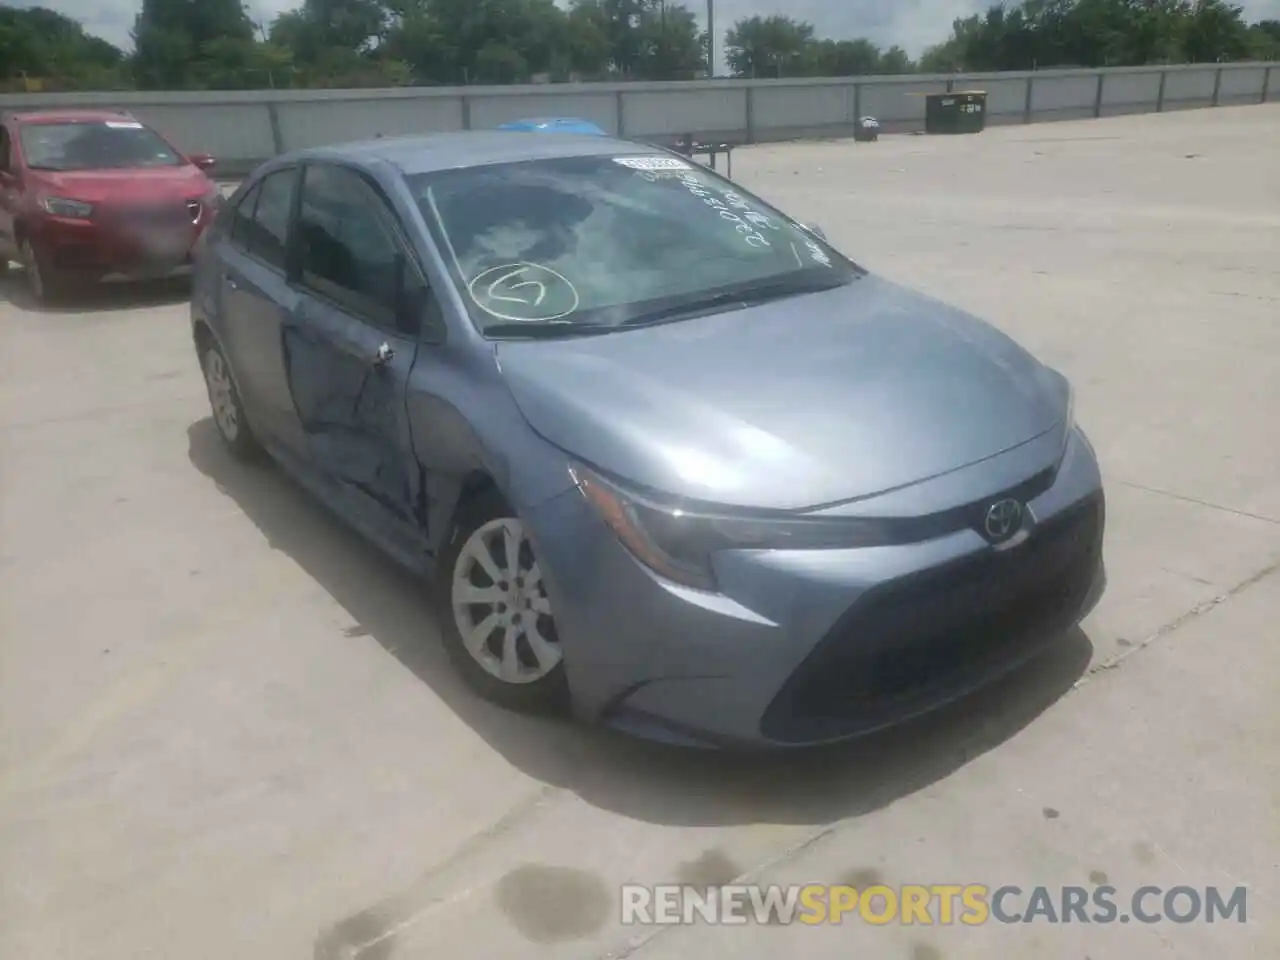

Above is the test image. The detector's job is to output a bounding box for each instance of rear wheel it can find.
[200,339,261,460]
[437,490,568,714]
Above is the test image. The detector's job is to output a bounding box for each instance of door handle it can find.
[223,274,239,291]
[373,342,394,367]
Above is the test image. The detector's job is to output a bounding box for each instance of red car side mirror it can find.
[190,153,216,171]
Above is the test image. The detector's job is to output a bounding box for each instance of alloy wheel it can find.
[451,517,562,684]
[203,348,239,442]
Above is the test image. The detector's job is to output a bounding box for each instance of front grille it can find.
[111,202,195,229]
[761,492,1104,743]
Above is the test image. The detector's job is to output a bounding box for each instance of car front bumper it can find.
[525,425,1106,749]
[28,205,212,279]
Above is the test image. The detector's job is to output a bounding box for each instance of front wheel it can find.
[437,491,568,714]
[20,238,57,304]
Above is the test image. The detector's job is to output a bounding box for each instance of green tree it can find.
[633,1,705,79]
[1248,19,1280,59]
[0,4,130,90]
[724,14,815,78]
[921,0,1259,71]
[132,0,256,88]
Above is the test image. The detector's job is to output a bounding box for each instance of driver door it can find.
[287,162,431,552]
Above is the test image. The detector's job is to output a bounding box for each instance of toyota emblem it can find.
[983,498,1023,542]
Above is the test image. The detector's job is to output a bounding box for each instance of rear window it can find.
[19,120,183,171]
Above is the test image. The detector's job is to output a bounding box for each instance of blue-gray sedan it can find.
[191,132,1106,748]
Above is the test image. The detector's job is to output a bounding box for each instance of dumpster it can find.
[924,91,987,134]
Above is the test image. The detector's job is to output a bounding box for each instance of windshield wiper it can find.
[483,321,617,340]
[621,273,851,328]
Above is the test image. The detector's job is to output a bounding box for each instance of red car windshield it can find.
[19,120,183,172]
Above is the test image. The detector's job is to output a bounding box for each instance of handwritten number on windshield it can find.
[675,174,772,249]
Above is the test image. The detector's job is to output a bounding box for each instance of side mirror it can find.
[804,223,827,241]
[190,153,217,171]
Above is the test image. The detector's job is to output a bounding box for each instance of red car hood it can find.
[30,166,211,204]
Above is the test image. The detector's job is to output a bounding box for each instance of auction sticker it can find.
[612,156,691,171]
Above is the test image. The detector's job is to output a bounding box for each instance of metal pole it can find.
[706,0,715,77]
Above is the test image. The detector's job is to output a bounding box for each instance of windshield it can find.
[407,154,860,337]
[19,120,183,171]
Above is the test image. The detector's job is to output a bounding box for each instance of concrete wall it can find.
[2,62,1274,176]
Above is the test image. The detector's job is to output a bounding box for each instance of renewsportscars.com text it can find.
[620,883,1249,926]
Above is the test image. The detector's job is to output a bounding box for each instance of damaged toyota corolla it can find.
[192,131,1106,749]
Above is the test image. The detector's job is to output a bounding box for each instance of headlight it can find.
[569,464,897,591]
[41,196,94,219]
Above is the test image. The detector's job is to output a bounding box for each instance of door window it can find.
[245,169,295,271]
[0,127,11,173]
[228,181,261,250]
[296,163,409,330]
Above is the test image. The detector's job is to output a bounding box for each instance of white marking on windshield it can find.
[467,262,580,322]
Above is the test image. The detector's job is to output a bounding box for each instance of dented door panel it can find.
[291,293,423,535]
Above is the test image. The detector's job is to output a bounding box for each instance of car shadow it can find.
[0,269,191,314]
[187,416,1093,829]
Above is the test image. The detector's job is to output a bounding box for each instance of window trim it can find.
[293,160,443,342]
[227,179,263,253]
[242,166,299,274]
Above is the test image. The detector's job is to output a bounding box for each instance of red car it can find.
[0,109,222,302]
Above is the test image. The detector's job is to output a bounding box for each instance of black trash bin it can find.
[925,90,987,135]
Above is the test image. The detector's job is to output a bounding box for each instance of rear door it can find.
[216,166,308,456]
[287,162,428,541]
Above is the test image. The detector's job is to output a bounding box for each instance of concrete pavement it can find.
[1,105,1277,960]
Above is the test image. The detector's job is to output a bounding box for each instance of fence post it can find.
[266,101,285,155]
[459,93,472,130]
[1262,66,1272,104]
[744,85,755,144]
[615,90,625,137]
[1023,75,1034,124]
[1211,66,1223,107]
[1156,69,1167,112]
[1093,71,1105,118]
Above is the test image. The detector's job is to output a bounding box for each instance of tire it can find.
[436,489,569,715]
[199,338,262,460]
[20,237,61,305]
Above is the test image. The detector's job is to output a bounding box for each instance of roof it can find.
[290,130,655,176]
[5,109,136,124]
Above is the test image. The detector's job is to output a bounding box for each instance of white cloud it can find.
[10,0,1280,61]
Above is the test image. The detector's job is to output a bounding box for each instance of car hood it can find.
[496,275,1069,511]
[29,165,210,204]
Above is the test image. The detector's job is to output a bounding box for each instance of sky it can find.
[10,0,1280,66]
